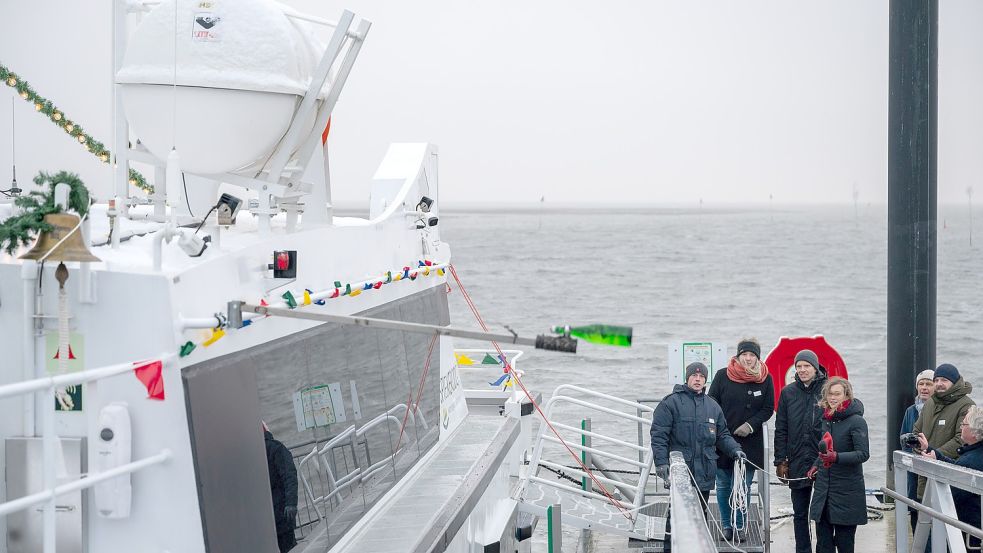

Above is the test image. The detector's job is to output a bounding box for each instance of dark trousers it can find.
[790,486,813,553]
[816,506,857,553]
[664,489,711,551]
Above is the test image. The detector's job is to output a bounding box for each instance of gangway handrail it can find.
[891,450,983,553]
[668,450,716,552]
[528,387,656,520]
[880,487,983,539]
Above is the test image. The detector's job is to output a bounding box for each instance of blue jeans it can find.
[716,466,756,530]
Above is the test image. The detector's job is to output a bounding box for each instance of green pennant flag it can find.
[481,353,500,365]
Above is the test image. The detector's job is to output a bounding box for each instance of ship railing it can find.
[527,385,656,523]
[668,450,717,552]
[298,403,424,521]
[0,354,175,553]
[886,450,983,553]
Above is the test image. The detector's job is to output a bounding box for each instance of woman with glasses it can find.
[808,377,870,553]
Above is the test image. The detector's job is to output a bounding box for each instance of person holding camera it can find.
[774,349,827,553]
[899,369,934,530]
[912,364,975,499]
[808,377,870,553]
[917,406,983,549]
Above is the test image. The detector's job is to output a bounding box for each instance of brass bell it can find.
[19,213,101,262]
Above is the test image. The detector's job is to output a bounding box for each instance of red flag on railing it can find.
[133,360,165,400]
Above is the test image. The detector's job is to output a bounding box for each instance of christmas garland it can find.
[0,171,91,255]
[1,63,154,194]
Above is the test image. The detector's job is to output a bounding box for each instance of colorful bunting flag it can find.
[481,353,499,364]
[202,328,225,347]
[179,341,196,357]
[133,360,165,400]
[302,290,313,306]
[455,353,474,366]
[282,291,297,308]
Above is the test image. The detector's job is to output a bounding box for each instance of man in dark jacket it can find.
[920,405,983,549]
[709,338,775,540]
[265,423,299,553]
[651,361,745,550]
[774,349,827,553]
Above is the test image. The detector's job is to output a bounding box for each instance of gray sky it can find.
[1,1,981,205]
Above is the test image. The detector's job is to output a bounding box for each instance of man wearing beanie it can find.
[708,338,774,541]
[900,368,935,531]
[913,363,975,499]
[774,349,827,553]
[651,361,745,551]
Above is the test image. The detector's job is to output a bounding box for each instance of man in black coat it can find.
[651,361,745,550]
[264,423,299,553]
[774,349,827,553]
[708,338,775,540]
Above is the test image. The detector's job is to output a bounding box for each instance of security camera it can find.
[416,196,434,213]
[427,216,438,227]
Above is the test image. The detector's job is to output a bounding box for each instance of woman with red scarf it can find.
[808,377,870,553]
[708,338,775,542]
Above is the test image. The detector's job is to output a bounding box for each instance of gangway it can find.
[517,387,772,551]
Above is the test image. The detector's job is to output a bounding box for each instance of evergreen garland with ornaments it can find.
[0,171,91,255]
[1,63,154,194]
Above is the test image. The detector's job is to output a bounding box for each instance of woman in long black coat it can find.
[708,338,774,540]
[809,377,869,553]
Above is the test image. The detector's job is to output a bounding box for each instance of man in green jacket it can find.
[914,363,975,498]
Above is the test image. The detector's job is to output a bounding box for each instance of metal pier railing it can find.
[885,450,983,553]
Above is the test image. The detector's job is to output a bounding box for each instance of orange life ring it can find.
[764,335,849,411]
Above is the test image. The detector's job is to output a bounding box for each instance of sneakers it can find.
[722,528,734,542]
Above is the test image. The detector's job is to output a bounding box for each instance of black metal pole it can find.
[887,0,938,486]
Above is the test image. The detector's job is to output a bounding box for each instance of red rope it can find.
[394,333,438,453]
[447,264,632,520]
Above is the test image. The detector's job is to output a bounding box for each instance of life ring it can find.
[764,335,849,411]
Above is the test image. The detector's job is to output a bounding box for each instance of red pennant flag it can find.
[133,360,165,400]
[53,345,77,360]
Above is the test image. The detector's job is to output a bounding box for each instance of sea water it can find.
[441,204,981,548]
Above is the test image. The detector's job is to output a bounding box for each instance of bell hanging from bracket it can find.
[19,213,101,263]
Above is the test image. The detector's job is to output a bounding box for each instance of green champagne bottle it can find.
[552,324,633,347]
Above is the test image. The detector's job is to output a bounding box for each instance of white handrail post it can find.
[42,386,56,553]
[894,458,909,553]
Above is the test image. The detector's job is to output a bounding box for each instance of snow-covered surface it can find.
[117,0,329,96]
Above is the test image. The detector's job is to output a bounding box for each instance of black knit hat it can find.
[934,363,960,384]
[737,339,761,359]
[685,362,709,381]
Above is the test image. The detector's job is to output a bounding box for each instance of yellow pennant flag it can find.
[303,290,312,306]
[455,353,474,366]
[202,328,225,347]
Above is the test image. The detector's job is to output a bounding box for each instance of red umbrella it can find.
[765,335,848,411]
